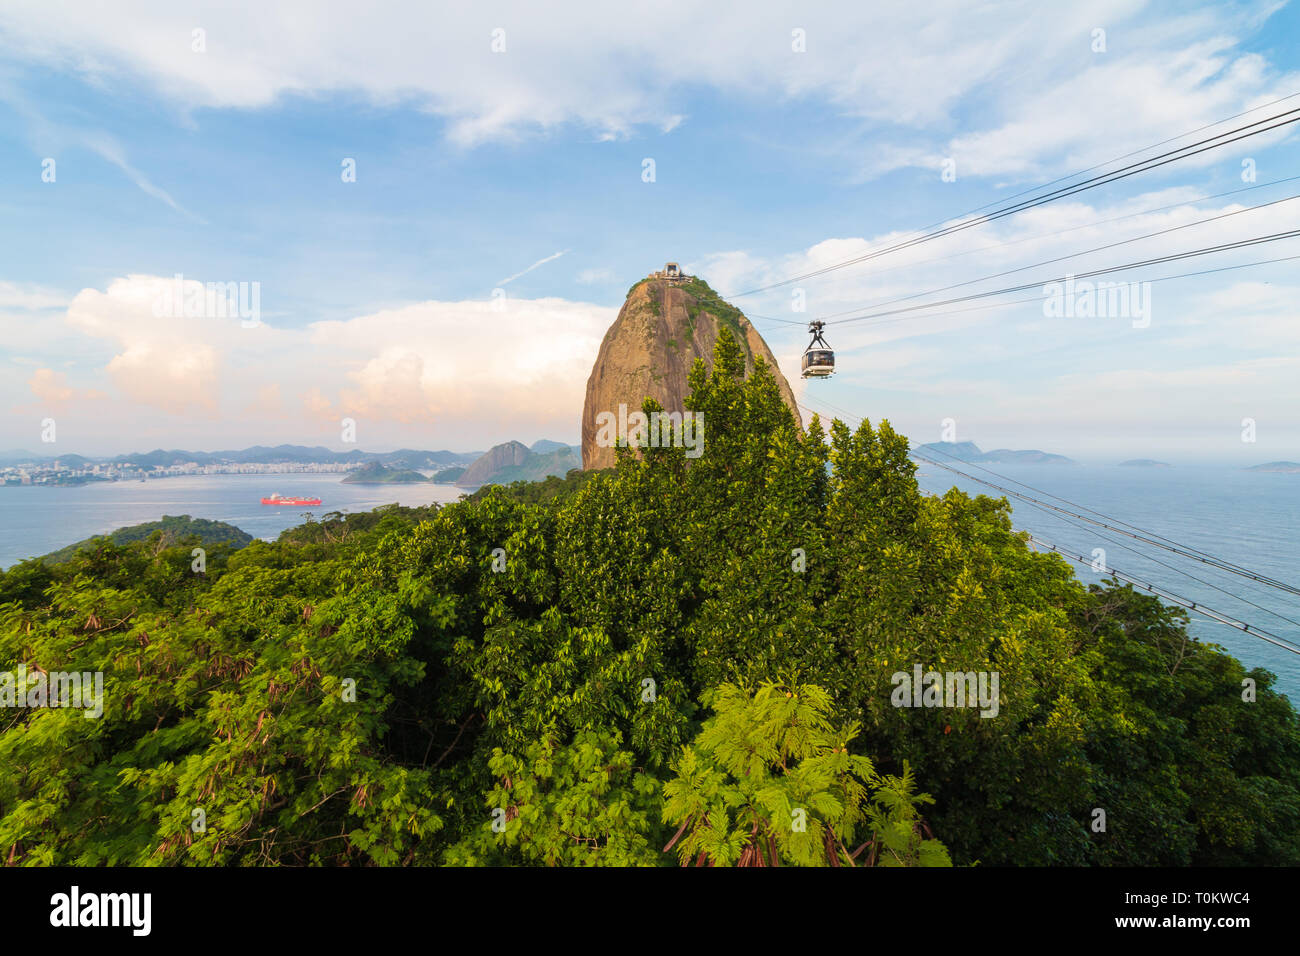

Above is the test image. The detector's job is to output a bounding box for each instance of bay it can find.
[0,473,465,567]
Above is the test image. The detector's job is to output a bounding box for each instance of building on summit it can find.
[649,262,690,283]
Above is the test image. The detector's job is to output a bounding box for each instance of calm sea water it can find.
[1,466,1296,700]
[0,473,465,567]
[914,464,1299,702]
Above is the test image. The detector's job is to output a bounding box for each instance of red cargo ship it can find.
[261,493,322,506]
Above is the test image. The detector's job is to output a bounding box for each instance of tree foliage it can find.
[662,681,950,867]
[1,327,1297,866]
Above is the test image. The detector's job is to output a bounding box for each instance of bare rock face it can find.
[581,273,801,470]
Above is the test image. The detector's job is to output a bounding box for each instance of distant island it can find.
[40,515,252,565]
[1119,459,1172,468]
[341,462,430,484]
[1246,461,1300,473]
[912,440,1074,466]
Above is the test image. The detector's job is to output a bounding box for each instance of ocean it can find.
[914,463,1299,702]
[1,465,1296,700]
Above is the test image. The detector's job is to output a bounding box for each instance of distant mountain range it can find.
[7,441,1295,477]
[1,444,485,468]
[912,441,1075,465]
[1,438,590,493]
[911,445,1300,471]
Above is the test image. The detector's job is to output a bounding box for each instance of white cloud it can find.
[62,276,249,413]
[29,274,613,449]
[28,368,75,405]
[305,297,610,435]
[936,40,1298,182]
[0,281,67,311]
[0,0,1291,179]
[708,187,1300,347]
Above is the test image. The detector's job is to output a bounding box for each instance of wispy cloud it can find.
[498,250,569,286]
[80,132,206,222]
[0,82,203,221]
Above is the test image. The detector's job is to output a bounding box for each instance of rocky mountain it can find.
[913,441,1075,465]
[1246,461,1300,473]
[456,441,582,488]
[494,446,582,484]
[580,270,800,471]
[457,441,530,486]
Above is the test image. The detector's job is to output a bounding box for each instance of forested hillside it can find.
[38,515,253,566]
[1,330,1297,866]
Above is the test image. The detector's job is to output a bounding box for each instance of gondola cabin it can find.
[801,321,835,378]
[801,348,835,377]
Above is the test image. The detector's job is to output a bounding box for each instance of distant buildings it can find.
[0,459,357,486]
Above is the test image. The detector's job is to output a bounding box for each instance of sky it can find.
[1,0,1298,463]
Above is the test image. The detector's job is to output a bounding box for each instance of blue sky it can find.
[1,0,1298,461]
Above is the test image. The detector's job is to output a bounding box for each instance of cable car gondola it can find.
[801,321,835,378]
